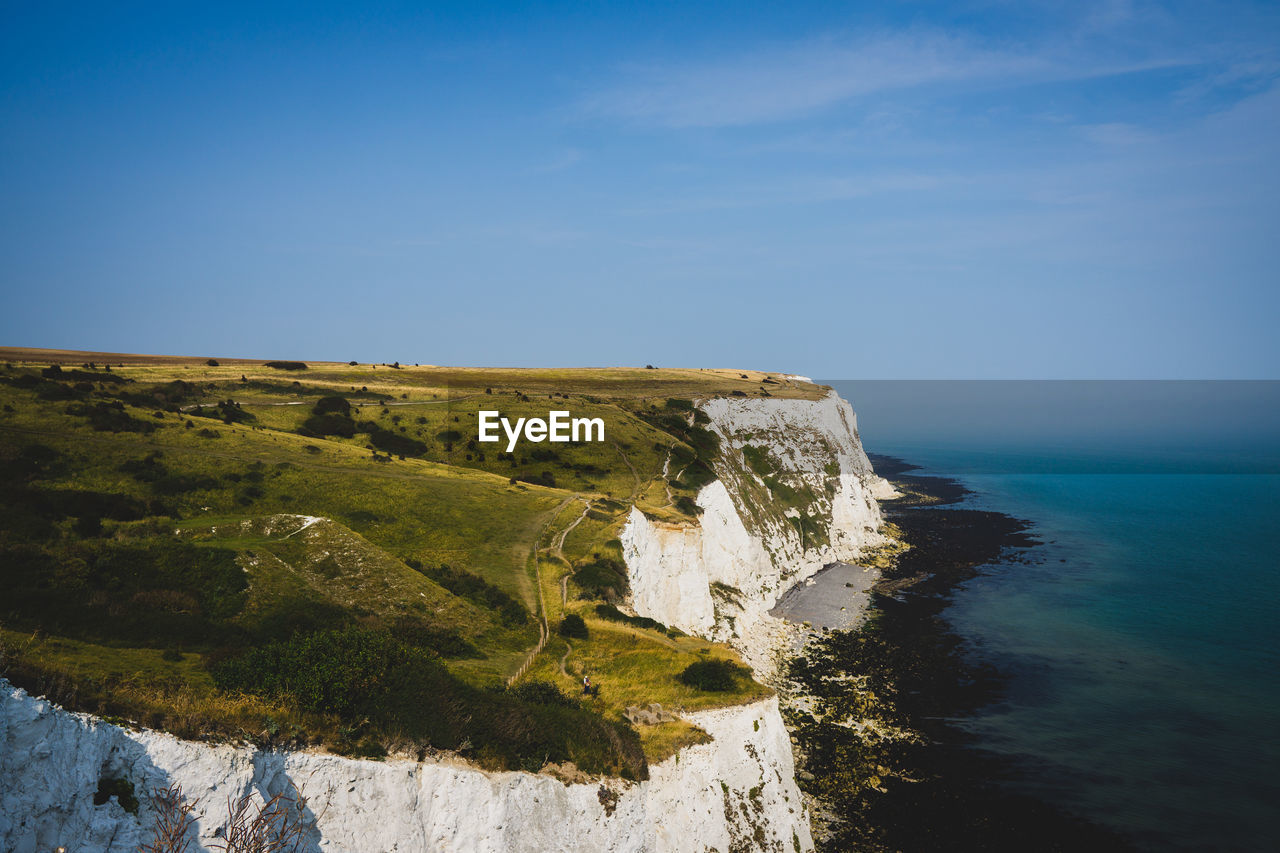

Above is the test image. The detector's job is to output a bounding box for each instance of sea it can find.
[828,381,1280,851]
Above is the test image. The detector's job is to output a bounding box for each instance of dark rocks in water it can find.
[788,455,1136,852]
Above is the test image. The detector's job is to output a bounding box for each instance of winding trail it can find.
[507,495,589,687]
[611,441,643,500]
[661,447,675,507]
[553,499,591,558]
[505,495,574,687]
[559,641,573,677]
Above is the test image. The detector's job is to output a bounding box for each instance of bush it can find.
[674,495,703,516]
[741,445,776,477]
[212,628,646,777]
[391,615,482,658]
[313,395,351,416]
[594,603,665,633]
[263,361,307,370]
[191,400,254,425]
[558,613,589,639]
[573,558,628,600]
[676,460,717,490]
[65,401,156,433]
[94,777,139,814]
[302,412,356,438]
[418,564,530,626]
[511,680,576,707]
[41,364,126,385]
[515,471,557,488]
[28,488,147,521]
[679,658,749,692]
[365,424,427,457]
[153,473,220,495]
[0,541,246,647]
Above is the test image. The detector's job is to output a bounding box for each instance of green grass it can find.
[0,352,798,775]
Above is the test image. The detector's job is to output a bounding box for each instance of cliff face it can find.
[1,683,812,853]
[0,387,882,853]
[621,391,888,646]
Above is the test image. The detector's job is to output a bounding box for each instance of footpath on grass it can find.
[507,495,589,686]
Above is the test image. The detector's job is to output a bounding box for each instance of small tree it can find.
[558,613,589,639]
[678,658,747,692]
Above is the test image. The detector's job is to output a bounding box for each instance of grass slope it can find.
[0,349,800,772]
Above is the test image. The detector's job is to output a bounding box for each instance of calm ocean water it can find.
[827,382,1280,851]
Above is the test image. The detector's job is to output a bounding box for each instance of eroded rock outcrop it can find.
[621,390,888,648]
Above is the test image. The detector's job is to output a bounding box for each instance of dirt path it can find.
[506,495,577,687]
[661,447,675,506]
[612,441,643,499]
[559,640,573,677]
[553,499,591,559]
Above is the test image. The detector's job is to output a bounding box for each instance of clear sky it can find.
[2,1,1277,377]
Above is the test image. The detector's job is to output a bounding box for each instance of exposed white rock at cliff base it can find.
[1,682,812,853]
[621,390,890,653]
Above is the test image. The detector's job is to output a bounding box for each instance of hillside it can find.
[0,348,821,776]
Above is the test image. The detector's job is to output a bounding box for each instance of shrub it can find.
[65,401,156,433]
[418,564,530,626]
[41,365,125,385]
[0,541,246,647]
[741,445,776,477]
[594,603,665,633]
[365,424,427,457]
[674,495,703,516]
[678,658,749,692]
[558,613,589,639]
[676,460,717,490]
[573,558,628,600]
[153,473,219,495]
[511,680,576,707]
[391,615,482,658]
[205,359,219,367]
[94,777,139,814]
[29,488,147,521]
[302,412,356,438]
[313,395,351,416]
[212,628,646,777]
[263,361,307,371]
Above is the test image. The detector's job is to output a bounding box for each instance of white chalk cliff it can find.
[1,683,811,853]
[1,386,886,853]
[622,390,889,647]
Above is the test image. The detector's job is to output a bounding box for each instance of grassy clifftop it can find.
[0,348,806,775]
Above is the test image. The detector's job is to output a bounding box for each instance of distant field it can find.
[0,347,796,772]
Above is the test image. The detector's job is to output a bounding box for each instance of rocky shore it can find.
[776,455,1137,851]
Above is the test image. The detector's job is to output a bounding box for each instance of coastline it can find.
[776,454,1136,851]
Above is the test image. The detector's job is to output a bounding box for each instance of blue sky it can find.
[2,1,1277,377]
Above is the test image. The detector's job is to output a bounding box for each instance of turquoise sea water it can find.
[871,448,1280,850]
[826,381,1280,850]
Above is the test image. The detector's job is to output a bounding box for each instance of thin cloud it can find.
[580,31,1190,128]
